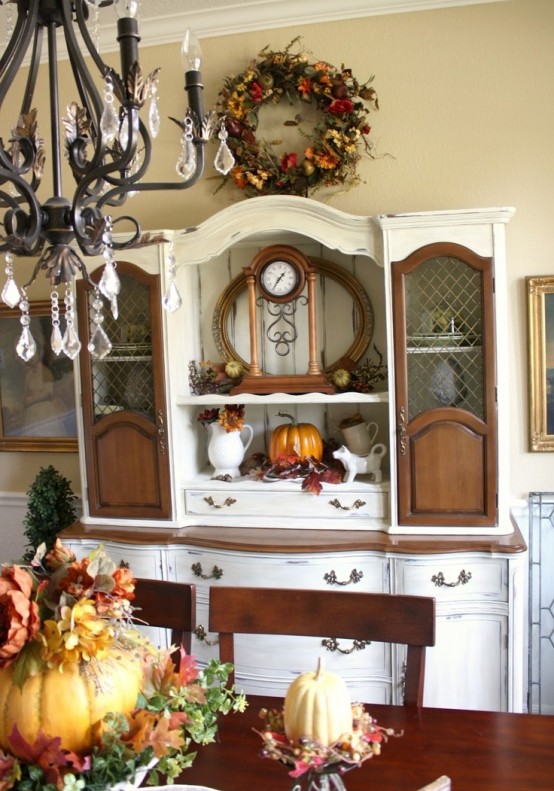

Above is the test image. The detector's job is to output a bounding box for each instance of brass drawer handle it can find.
[324,569,364,586]
[398,406,407,456]
[328,498,366,511]
[191,562,224,580]
[194,624,219,646]
[203,496,237,509]
[321,637,370,655]
[431,570,472,587]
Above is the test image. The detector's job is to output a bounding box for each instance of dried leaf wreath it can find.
[216,38,378,198]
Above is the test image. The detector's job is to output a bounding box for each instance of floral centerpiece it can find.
[0,541,246,790]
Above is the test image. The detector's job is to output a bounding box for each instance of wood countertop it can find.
[62,517,527,556]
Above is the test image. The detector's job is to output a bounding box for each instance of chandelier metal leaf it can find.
[0,0,235,360]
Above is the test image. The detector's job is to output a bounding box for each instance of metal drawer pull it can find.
[324,569,364,586]
[194,624,219,646]
[431,570,472,587]
[191,562,224,580]
[203,496,237,509]
[321,637,370,655]
[328,498,366,511]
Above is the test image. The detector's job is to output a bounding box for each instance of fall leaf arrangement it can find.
[217,38,378,197]
[257,705,398,781]
[0,541,246,791]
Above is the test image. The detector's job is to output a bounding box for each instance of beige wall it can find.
[1,0,552,505]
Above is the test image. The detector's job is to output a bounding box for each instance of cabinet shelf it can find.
[177,391,389,406]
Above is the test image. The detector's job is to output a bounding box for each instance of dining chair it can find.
[133,578,196,663]
[209,587,436,706]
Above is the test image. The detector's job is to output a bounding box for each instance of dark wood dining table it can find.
[181,695,554,790]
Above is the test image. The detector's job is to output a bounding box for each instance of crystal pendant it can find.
[99,262,120,300]
[162,280,182,312]
[62,324,82,360]
[1,275,21,308]
[149,82,160,138]
[214,122,235,175]
[119,111,129,150]
[16,326,37,362]
[176,136,197,180]
[88,324,112,360]
[100,76,119,142]
[51,324,64,356]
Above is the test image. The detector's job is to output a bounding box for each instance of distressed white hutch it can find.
[63,196,526,712]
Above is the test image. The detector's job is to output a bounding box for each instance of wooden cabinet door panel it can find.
[393,242,497,527]
[87,412,170,516]
[78,262,171,519]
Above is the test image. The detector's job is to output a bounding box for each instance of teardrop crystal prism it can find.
[1,276,22,308]
[149,98,160,138]
[162,280,182,312]
[100,102,119,142]
[62,324,82,359]
[88,324,112,359]
[98,263,121,300]
[176,138,197,180]
[51,324,64,356]
[214,139,235,175]
[119,115,129,149]
[16,326,37,362]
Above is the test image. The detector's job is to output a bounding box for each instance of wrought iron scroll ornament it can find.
[260,294,307,358]
[0,2,234,362]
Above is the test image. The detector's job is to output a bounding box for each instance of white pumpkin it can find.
[283,658,352,746]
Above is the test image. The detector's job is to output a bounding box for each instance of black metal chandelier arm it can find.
[0,2,38,108]
[0,136,38,185]
[0,176,43,253]
[64,0,105,134]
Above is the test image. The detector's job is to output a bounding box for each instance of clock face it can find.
[259,259,301,301]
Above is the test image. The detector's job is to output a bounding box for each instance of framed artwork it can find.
[528,276,554,451]
[0,301,78,451]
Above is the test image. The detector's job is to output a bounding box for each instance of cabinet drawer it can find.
[184,484,388,522]
[396,557,507,602]
[172,548,388,598]
[65,539,164,579]
[192,604,394,702]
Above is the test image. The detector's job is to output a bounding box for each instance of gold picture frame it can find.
[0,301,78,451]
[528,276,554,451]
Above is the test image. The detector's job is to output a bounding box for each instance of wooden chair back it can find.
[209,587,435,706]
[133,578,196,661]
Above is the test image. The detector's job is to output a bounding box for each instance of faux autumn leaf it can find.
[7,725,87,783]
[301,471,324,495]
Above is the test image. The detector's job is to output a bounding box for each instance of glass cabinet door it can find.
[392,242,497,527]
[77,261,171,519]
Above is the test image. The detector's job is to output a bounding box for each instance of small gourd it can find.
[269,412,323,462]
[0,649,142,757]
[283,658,352,746]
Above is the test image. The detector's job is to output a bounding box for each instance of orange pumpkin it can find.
[0,649,142,756]
[269,412,323,462]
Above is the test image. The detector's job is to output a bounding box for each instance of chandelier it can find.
[0,0,234,361]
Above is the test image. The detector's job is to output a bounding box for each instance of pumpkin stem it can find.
[276,411,296,425]
[315,656,325,680]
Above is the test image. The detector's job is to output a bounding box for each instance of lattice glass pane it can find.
[405,256,483,421]
[89,273,154,421]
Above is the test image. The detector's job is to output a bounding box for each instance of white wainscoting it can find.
[0,492,82,562]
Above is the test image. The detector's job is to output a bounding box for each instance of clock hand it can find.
[275,272,285,285]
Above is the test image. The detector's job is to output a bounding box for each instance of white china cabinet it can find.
[66,196,526,712]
